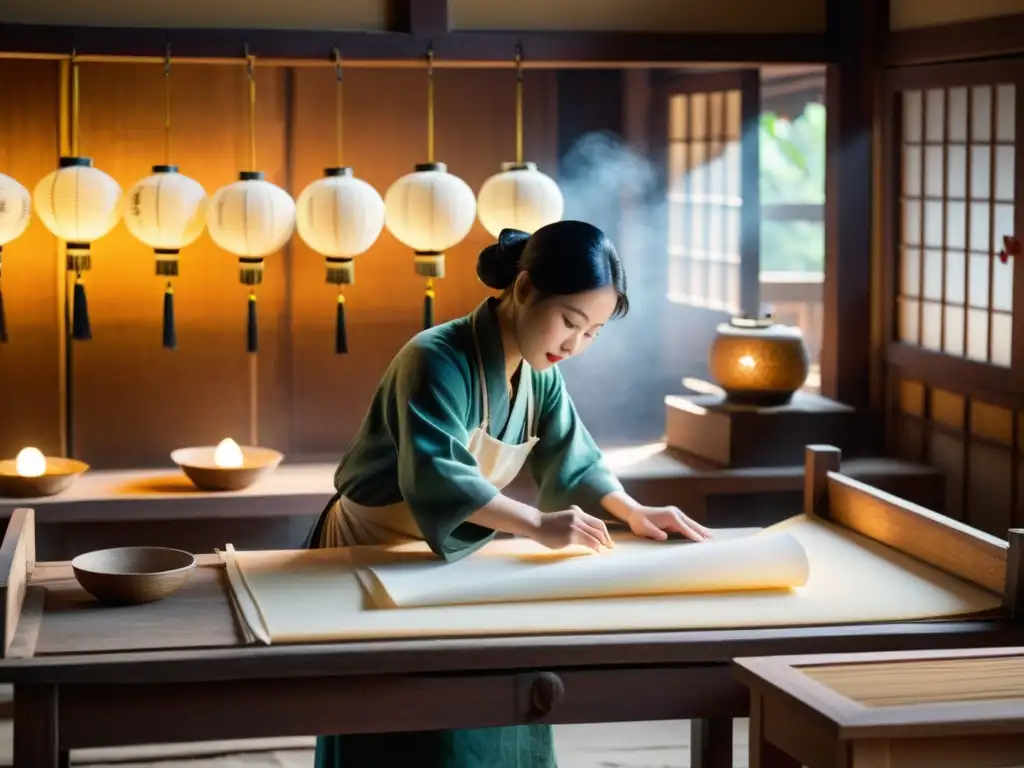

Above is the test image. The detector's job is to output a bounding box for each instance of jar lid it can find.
[716,314,804,340]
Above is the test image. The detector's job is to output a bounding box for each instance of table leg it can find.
[749,693,800,768]
[690,718,732,768]
[14,684,60,768]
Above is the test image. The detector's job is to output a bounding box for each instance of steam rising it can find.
[555,131,715,447]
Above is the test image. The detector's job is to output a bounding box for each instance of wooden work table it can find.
[0,443,945,560]
[0,446,1013,768]
[734,646,1024,767]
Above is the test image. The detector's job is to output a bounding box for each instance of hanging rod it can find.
[0,51,564,69]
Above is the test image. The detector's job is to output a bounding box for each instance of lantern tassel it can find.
[247,291,258,354]
[335,293,348,355]
[162,282,177,350]
[72,276,92,341]
[423,278,435,331]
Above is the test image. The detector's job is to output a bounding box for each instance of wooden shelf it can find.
[0,443,944,526]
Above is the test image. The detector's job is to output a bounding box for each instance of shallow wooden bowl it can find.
[72,546,197,606]
[170,445,284,492]
[0,457,90,498]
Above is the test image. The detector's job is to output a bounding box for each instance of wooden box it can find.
[664,392,856,468]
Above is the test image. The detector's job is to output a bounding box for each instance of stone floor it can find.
[0,720,752,767]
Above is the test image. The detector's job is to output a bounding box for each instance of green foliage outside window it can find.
[760,102,826,273]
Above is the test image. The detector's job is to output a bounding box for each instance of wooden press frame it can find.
[2,444,1024,662]
[2,445,1024,768]
[801,444,1024,610]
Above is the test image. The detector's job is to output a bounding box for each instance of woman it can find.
[308,220,710,768]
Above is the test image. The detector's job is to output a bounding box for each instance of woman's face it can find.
[511,276,619,372]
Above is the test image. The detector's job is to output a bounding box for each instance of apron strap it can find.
[470,314,490,429]
[524,363,536,439]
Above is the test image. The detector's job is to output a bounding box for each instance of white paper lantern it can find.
[33,157,123,273]
[207,171,295,285]
[295,166,384,285]
[477,162,564,239]
[384,162,476,280]
[32,157,123,342]
[0,173,31,249]
[123,164,208,276]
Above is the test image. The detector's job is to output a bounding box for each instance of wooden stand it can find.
[664,392,856,468]
[736,646,1024,768]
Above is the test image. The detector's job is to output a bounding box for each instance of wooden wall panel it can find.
[65,62,291,467]
[288,67,558,456]
[889,377,1023,537]
[0,61,563,468]
[0,61,62,461]
[890,0,1024,30]
[451,0,826,33]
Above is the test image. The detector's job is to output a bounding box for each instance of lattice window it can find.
[667,90,743,313]
[897,84,1016,366]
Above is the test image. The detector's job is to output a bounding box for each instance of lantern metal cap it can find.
[59,157,93,168]
[500,161,538,172]
[239,171,265,181]
[152,164,179,174]
[414,162,446,173]
[324,167,353,177]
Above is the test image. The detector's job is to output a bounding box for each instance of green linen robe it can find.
[308,297,623,768]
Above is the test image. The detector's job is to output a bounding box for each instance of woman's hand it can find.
[535,505,614,552]
[625,505,711,543]
[601,491,711,543]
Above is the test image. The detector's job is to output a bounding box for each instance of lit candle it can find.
[15,447,46,478]
[213,437,244,469]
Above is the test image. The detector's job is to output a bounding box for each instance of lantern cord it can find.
[0,252,7,343]
[72,272,92,341]
[162,281,177,351]
[515,44,523,166]
[333,47,344,167]
[426,47,434,164]
[335,291,348,355]
[246,47,257,171]
[70,49,80,157]
[423,277,435,331]
[164,44,172,164]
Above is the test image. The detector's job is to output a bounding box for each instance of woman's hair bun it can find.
[476,228,530,290]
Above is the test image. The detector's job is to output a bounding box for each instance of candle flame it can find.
[15,447,46,478]
[213,437,244,469]
[738,355,757,369]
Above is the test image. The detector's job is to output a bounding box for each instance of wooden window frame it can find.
[882,58,1024,411]
[650,69,762,317]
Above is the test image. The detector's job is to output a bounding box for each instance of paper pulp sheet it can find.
[220,515,1003,645]
[358,529,809,608]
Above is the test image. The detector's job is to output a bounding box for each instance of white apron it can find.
[320,316,540,548]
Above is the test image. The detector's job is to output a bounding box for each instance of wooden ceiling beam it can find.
[0,21,832,66]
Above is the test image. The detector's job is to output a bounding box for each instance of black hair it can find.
[476,221,629,318]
